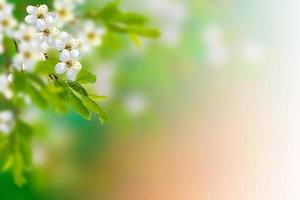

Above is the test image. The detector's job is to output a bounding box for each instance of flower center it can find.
[66,61,73,68]
[65,43,72,51]
[87,32,96,40]
[24,51,32,59]
[43,28,50,36]
[23,34,31,41]
[37,13,44,19]
[1,19,9,27]
[58,9,67,17]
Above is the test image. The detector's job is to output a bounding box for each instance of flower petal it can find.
[55,62,67,74]
[73,61,82,70]
[60,50,71,62]
[26,5,37,15]
[38,5,48,14]
[66,67,79,80]
[60,32,69,41]
[70,49,80,60]
[45,15,55,24]
[25,15,36,24]
[35,19,46,31]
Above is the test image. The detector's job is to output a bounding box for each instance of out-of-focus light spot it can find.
[202,25,229,67]
[124,93,148,117]
[33,144,47,167]
[95,63,116,98]
[240,39,265,65]
[136,0,187,45]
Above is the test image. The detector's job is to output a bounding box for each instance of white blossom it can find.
[13,23,37,44]
[0,74,12,99]
[13,42,42,71]
[55,32,80,54]
[0,11,16,36]
[78,21,105,52]
[0,110,13,134]
[0,0,14,15]
[36,25,60,46]
[55,49,82,80]
[54,0,75,26]
[25,5,55,31]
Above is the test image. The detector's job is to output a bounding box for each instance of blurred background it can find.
[3,0,300,199]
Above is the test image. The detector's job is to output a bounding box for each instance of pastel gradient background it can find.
[1,0,300,199]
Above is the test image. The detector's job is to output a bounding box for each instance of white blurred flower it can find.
[13,43,42,71]
[55,49,82,80]
[54,0,75,26]
[0,74,12,99]
[78,21,105,52]
[0,110,13,134]
[14,23,37,44]
[0,11,16,36]
[25,5,55,31]
[124,93,148,116]
[0,0,13,14]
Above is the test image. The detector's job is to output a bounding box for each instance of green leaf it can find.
[76,70,97,84]
[67,80,89,97]
[66,90,91,120]
[89,95,107,101]
[2,155,13,171]
[13,152,26,187]
[83,97,108,124]
[128,33,142,46]
[117,12,148,25]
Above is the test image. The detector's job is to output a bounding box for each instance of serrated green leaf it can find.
[76,70,97,84]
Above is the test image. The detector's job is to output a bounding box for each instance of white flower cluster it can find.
[23,4,82,80]
[0,1,106,134]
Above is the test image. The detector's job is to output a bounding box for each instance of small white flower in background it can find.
[0,0,14,14]
[55,49,82,80]
[78,21,105,52]
[55,32,80,54]
[14,23,37,44]
[0,11,16,36]
[13,43,42,71]
[54,0,75,27]
[0,74,12,99]
[25,5,55,31]
[0,110,13,134]
[124,93,148,116]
